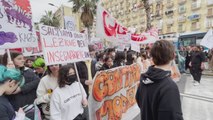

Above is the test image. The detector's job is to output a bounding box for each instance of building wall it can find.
[102,0,213,39]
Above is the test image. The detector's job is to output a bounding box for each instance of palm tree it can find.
[40,11,60,27]
[69,0,98,41]
[142,0,152,31]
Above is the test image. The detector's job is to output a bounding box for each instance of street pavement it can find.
[131,74,213,120]
[177,74,213,120]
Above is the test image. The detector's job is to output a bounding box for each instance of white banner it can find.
[0,0,37,48]
[39,25,91,65]
[96,5,130,43]
[89,64,141,120]
[64,16,76,31]
[131,42,140,53]
[200,29,213,49]
[96,5,158,44]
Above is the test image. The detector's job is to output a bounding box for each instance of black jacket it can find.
[7,68,40,111]
[100,63,115,71]
[136,66,183,120]
[76,61,96,96]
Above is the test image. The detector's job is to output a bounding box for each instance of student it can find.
[50,64,87,120]
[136,40,183,120]
[35,64,60,119]
[0,65,25,120]
[2,51,40,119]
[33,57,47,78]
[100,56,115,70]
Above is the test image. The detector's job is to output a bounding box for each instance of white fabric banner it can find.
[64,16,76,31]
[131,42,140,53]
[0,0,37,48]
[96,5,158,44]
[39,25,90,65]
[200,29,213,49]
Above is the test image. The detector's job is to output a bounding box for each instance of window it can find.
[207,8,213,17]
[191,22,200,30]
[178,24,185,32]
[179,5,186,13]
[167,26,172,33]
[191,1,201,10]
[206,19,213,28]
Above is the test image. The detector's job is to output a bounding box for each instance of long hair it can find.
[58,64,75,88]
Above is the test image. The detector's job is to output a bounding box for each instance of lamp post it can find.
[48,3,65,28]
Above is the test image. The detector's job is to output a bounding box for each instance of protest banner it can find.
[89,37,104,51]
[96,5,158,44]
[89,64,141,120]
[131,42,140,53]
[64,16,76,31]
[200,29,213,49]
[0,0,37,48]
[23,31,43,56]
[39,25,90,65]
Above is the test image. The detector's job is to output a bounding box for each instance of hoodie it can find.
[136,66,183,120]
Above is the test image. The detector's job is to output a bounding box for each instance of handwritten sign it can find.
[23,31,43,56]
[0,0,37,48]
[89,64,141,120]
[39,25,90,65]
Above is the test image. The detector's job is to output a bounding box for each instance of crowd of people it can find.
[0,44,153,120]
[0,40,211,120]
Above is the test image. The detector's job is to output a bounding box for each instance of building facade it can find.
[102,0,213,46]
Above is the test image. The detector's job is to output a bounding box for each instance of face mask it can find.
[66,75,76,85]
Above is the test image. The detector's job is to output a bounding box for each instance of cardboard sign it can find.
[39,25,90,65]
[23,31,43,56]
[89,64,141,120]
[0,0,37,48]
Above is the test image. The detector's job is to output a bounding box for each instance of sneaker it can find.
[194,82,200,86]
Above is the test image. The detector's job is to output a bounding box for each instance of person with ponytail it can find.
[50,64,87,120]
[2,51,40,119]
[0,65,26,120]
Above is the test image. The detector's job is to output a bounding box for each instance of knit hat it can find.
[32,58,45,68]
[0,65,24,86]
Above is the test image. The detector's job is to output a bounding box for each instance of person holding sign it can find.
[136,40,183,120]
[50,64,87,120]
[0,65,25,120]
[2,51,40,119]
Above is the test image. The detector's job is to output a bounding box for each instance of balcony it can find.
[166,20,174,26]
[178,16,186,23]
[191,2,201,10]
[191,23,200,31]
[188,14,200,21]
[167,2,174,8]
[179,0,186,5]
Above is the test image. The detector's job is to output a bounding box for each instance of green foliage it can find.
[40,11,60,27]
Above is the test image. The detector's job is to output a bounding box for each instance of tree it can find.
[69,0,98,41]
[40,11,60,27]
[142,0,152,31]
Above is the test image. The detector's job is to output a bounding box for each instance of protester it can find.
[0,65,26,120]
[189,46,205,86]
[100,56,115,70]
[25,57,35,69]
[114,51,126,67]
[126,51,137,65]
[50,64,87,120]
[33,57,47,78]
[2,51,40,119]
[95,52,105,71]
[136,40,183,120]
[35,64,60,119]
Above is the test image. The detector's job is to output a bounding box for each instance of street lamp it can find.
[48,3,65,28]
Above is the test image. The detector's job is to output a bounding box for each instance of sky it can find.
[30,0,73,22]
